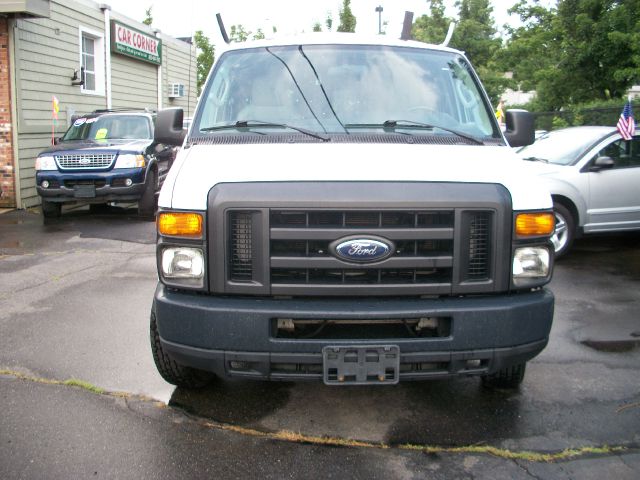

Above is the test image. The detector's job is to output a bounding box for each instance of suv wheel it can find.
[42,200,61,218]
[150,310,214,388]
[481,362,526,389]
[138,169,157,219]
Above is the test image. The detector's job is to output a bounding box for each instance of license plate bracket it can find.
[73,184,96,198]
[323,345,400,385]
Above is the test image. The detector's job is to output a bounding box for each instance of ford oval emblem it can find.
[330,236,394,264]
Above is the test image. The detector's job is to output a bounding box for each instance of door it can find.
[585,135,640,232]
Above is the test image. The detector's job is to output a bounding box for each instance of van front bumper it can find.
[153,284,554,382]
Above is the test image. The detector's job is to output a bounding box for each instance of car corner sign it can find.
[111,20,162,65]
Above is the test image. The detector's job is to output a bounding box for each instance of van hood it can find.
[160,143,552,211]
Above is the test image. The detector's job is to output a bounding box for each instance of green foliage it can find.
[312,22,322,32]
[337,0,357,33]
[520,98,639,131]
[142,6,153,26]
[412,0,451,44]
[253,29,265,41]
[193,30,215,95]
[229,24,249,42]
[451,0,502,68]
[325,13,333,32]
[501,0,640,111]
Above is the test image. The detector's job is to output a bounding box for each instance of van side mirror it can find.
[503,110,535,148]
[589,156,615,172]
[155,108,186,146]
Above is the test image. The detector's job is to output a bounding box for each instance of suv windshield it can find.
[62,114,152,142]
[196,44,498,139]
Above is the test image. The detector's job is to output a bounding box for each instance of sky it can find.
[104,0,527,44]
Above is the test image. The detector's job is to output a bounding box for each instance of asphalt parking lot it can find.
[1,206,639,479]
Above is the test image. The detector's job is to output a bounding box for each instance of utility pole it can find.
[375,5,383,34]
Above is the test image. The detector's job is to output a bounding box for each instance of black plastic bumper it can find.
[153,284,554,382]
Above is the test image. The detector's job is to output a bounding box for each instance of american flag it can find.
[616,99,635,140]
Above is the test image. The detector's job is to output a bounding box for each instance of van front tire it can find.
[150,311,214,389]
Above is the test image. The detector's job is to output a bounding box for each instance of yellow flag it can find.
[52,95,59,119]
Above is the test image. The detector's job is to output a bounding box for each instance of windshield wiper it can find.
[200,120,330,142]
[522,156,549,163]
[344,120,485,145]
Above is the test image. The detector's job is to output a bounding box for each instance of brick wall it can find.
[0,17,16,208]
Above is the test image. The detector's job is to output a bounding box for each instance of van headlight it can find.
[161,247,204,287]
[35,156,57,171]
[512,247,550,287]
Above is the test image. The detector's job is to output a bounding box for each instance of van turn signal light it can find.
[515,212,555,237]
[158,212,203,238]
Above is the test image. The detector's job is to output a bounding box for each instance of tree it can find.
[413,1,508,104]
[312,22,322,32]
[451,0,502,67]
[412,0,452,44]
[142,6,153,26]
[193,30,214,95]
[501,0,640,110]
[229,24,250,42]
[337,0,356,33]
[325,13,333,32]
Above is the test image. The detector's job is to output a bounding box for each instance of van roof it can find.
[219,32,463,56]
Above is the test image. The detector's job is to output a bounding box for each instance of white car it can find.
[517,126,640,256]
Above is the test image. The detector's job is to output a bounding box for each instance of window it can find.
[594,137,640,169]
[79,27,104,96]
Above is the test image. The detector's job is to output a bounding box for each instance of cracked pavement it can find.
[1,208,639,479]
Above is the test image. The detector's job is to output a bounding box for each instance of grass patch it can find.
[0,368,632,462]
[63,379,105,395]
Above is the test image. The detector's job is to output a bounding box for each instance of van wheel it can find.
[481,363,526,389]
[42,200,61,218]
[150,311,214,388]
[138,170,157,219]
[551,203,575,258]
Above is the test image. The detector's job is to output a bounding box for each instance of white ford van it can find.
[150,34,555,390]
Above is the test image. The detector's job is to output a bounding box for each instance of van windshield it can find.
[62,115,152,141]
[195,44,498,139]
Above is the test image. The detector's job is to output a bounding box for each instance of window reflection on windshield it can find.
[62,115,152,141]
[197,45,497,138]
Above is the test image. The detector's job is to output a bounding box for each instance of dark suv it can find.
[35,109,176,218]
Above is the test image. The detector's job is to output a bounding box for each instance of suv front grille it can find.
[55,154,116,169]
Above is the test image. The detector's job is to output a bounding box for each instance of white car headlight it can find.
[35,156,57,171]
[114,154,145,169]
[513,247,550,287]
[161,247,204,287]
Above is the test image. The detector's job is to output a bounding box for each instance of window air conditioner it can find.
[169,83,185,98]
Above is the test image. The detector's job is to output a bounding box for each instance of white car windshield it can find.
[196,44,498,139]
[517,129,605,165]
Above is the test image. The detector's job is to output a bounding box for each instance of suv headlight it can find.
[114,154,145,169]
[161,247,204,287]
[512,246,550,287]
[35,156,57,171]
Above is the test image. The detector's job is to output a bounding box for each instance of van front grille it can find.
[208,182,511,296]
